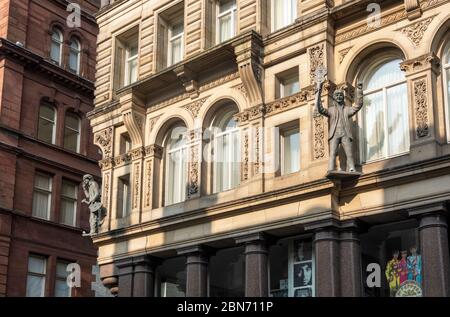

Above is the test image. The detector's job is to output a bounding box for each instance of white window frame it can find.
[443,41,450,143]
[358,59,410,163]
[213,118,240,193]
[168,23,184,67]
[51,28,63,65]
[165,133,188,206]
[68,38,81,75]
[280,126,300,175]
[32,173,53,220]
[64,113,81,153]
[38,105,57,144]
[271,0,297,32]
[61,180,77,227]
[216,0,237,44]
[26,255,47,297]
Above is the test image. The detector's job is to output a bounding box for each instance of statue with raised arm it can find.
[81,174,106,236]
[314,66,364,175]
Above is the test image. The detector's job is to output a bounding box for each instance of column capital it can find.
[176,244,215,257]
[407,202,448,218]
[234,232,274,245]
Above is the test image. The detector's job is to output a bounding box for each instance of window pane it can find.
[171,23,184,37]
[62,181,77,198]
[171,37,183,65]
[231,131,240,187]
[219,14,233,43]
[65,114,79,131]
[363,92,385,161]
[219,0,236,13]
[283,129,300,174]
[273,0,295,31]
[209,247,245,297]
[128,57,138,84]
[38,106,55,144]
[28,256,46,274]
[281,76,300,97]
[55,280,71,297]
[26,275,45,297]
[32,191,50,219]
[215,135,225,192]
[387,83,409,156]
[51,41,61,63]
[447,68,450,115]
[56,262,68,277]
[61,199,76,226]
[69,51,79,73]
[35,174,51,190]
[157,257,186,297]
[365,59,405,91]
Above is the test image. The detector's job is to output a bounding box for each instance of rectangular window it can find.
[272,0,297,32]
[280,126,300,175]
[168,22,184,66]
[61,180,77,226]
[120,133,132,154]
[55,261,71,297]
[277,68,300,99]
[26,255,47,297]
[32,173,52,220]
[217,0,237,44]
[114,29,139,89]
[157,3,184,70]
[117,175,131,218]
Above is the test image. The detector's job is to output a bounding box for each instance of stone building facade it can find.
[91,0,450,297]
[0,0,101,296]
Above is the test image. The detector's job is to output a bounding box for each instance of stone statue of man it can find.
[314,68,364,173]
[81,174,106,236]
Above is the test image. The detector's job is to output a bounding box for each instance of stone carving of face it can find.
[333,90,345,104]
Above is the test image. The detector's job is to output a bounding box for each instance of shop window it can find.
[155,257,186,297]
[269,237,315,297]
[360,220,421,297]
[209,246,245,297]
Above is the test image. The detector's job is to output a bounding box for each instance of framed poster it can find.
[288,236,315,297]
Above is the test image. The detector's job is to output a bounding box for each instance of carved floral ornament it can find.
[94,127,113,158]
[309,44,325,83]
[400,53,441,73]
[400,16,434,46]
[413,78,430,138]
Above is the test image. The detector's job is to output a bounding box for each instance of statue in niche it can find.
[314,65,364,178]
[81,174,106,236]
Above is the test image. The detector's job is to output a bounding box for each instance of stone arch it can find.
[337,40,408,83]
[428,14,450,57]
[196,87,248,130]
[149,110,193,146]
[340,39,409,85]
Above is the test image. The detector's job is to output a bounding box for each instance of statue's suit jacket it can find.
[316,93,364,141]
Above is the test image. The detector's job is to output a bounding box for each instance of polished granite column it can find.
[133,255,159,297]
[236,233,269,297]
[313,228,340,297]
[410,203,450,297]
[116,258,134,297]
[339,226,362,297]
[178,246,210,297]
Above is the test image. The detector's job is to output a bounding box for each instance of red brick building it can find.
[0,0,100,296]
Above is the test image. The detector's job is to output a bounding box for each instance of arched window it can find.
[64,112,80,152]
[359,57,409,162]
[68,38,81,74]
[212,105,240,193]
[443,41,450,141]
[165,124,188,205]
[38,104,56,144]
[51,28,63,65]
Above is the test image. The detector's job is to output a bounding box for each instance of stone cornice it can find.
[0,38,95,96]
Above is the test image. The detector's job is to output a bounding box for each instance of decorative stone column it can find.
[178,246,210,297]
[236,233,270,297]
[116,258,134,297]
[409,203,450,297]
[312,226,341,297]
[339,221,363,297]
